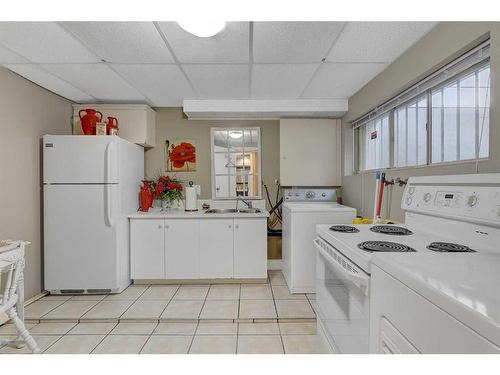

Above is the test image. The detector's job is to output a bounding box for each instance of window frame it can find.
[210,127,263,200]
[354,59,490,174]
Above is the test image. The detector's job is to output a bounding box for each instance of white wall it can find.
[0,66,72,299]
[342,23,500,222]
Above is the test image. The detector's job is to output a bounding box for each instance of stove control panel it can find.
[402,175,500,224]
[283,188,337,202]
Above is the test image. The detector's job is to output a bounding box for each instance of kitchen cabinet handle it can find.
[165,225,169,229]
[235,225,239,229]
[157,224,162,229]
[228,225,232,228]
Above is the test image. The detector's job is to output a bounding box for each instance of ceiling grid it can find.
[0,21,437,105]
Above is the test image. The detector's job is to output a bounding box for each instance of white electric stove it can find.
[314,173,500,354]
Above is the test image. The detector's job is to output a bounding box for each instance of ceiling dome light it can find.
[178,21,226,38]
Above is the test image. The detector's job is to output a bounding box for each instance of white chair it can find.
[0,241,40,353]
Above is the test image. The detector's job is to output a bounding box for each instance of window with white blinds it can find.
[394,95,428,167]
[359,114,390,171]
[353,40,490,172]
[431,63,490,163]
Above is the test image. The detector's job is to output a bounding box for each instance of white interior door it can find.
[165,219,199,279]
[44,184,118,290]
[43,135,118,183]
[199,219,233,278]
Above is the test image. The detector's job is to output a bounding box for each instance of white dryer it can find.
[282,188,356,294]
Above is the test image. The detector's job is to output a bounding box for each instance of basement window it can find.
[352,40,490,173]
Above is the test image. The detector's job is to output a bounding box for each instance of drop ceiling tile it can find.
[0,44,28,63]
[62,22,174,63]
[328,22,437,63]
[183,64,249,99]
[112,64,195,106]
[253,22,345,63]
[42,64,147,102]
[251,64,318,99]
[5,64,94,102]
[157,22,249,63]
[302,63,388,99]
[0,22,99,63]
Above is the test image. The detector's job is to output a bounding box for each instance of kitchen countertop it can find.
[128,209,270,219]
[372,253,500,346]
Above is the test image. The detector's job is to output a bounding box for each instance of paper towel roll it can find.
[185,184,200,211]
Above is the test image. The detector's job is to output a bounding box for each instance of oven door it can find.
[314,237,370,354]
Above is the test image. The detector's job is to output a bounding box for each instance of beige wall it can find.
[0,66,72,299]
[342,22,500,222]
[145,108,280,207]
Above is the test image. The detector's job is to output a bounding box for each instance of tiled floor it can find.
[0,271,328,354]
[22,271,317,323]
[0,321,327,354]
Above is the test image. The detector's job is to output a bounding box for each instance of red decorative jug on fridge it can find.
[79,109,103,135]
[107,116,119,135]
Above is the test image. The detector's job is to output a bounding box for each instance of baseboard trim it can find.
[133,278,267,285]
[24,291,49,306]
[267,259,282,270]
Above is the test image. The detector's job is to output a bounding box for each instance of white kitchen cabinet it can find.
[130,219,164,279]
[233,218,267,278]
[72,104,156,147]
[129,216,267,281]
[280,119,341,186]
[165,219,199,279]
[199,219,234,278]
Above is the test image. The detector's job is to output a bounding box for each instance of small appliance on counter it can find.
[185,181,200,211]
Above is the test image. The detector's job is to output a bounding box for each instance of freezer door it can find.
[43,135,118,184]
[44,184,119,291]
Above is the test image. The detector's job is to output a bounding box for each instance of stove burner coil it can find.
[427,242,476,253]
[329,225,360,233]
[358,241,417,253]
[370,225,413,235]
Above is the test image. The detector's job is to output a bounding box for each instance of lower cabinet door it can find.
[165,219,199,279]
[234,218,267,278]
[130,219,165,279]
[199,219,234,278]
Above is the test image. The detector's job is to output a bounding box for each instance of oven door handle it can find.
[314,238,370,296]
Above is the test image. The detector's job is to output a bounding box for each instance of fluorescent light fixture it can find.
[229,131,243,139]
[178,21,226,38]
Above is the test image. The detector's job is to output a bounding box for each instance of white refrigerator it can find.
[43,135,144,294]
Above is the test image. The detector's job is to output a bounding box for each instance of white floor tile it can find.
[189,335,237,354]
[93,335,149,354]
[141,335,192,354]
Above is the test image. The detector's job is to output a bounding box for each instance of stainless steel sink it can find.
[205,209,239,214]
[205,208,262,214]
[238,208,262,213]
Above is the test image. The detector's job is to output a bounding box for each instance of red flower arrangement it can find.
[152,175,184,203]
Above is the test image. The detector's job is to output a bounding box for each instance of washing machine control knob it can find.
[305,191,316,199]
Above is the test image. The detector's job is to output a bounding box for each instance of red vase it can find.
[107,116,119,135]
[139,181,153,212]
[79,109,103,135]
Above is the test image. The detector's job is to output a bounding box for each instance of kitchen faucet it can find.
[236,197,253,210]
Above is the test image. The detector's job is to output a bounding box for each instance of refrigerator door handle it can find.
[104,142,115,228]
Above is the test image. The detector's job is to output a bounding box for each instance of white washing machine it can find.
[282,188,356,294]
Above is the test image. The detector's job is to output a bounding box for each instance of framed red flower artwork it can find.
[165,139,197,172]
